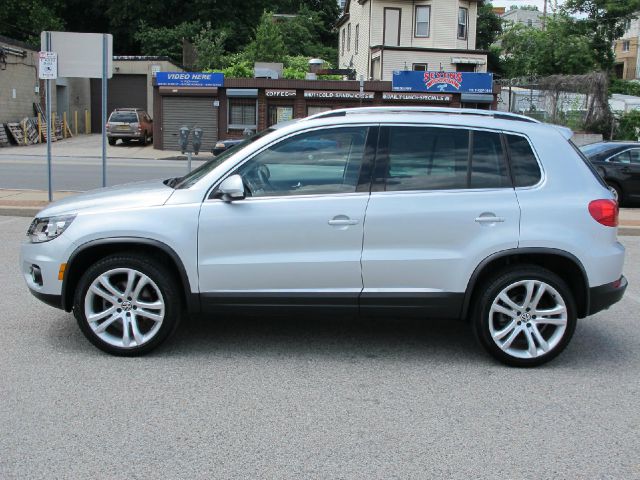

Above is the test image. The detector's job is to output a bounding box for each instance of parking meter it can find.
[192,128,203,155]
[179,126,190,154]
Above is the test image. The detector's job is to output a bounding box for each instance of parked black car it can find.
[580,141,640,206]
[212,139,244,156]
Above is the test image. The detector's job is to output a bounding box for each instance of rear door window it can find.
[110,112,138,123]
[505,134,542,187]
[381,126,511,191]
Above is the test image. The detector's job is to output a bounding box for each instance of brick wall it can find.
[0,41,39,124]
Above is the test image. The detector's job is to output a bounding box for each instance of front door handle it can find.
[328,215,359,226]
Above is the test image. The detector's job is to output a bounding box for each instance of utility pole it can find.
[542,0,548,30]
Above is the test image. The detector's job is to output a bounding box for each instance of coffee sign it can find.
[266,89,297,98]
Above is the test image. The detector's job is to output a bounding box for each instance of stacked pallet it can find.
[5,118,41,145]
[0,124,9,147]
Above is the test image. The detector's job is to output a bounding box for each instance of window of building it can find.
[456,63,476,72]
[370,57,381,80]
[236,127,368,197]
[268,105,294,127]
[505,134,542,187]
[228,98,257,131]
[527,19,533,27]
[341,28,346,56]
[347,23,351,52]
[415,5,431,37]
[384,8,401,46]
[458,7,468,40]
[623,40,631,52]
[355,24,359,54]
[413,63,428,71]
[307,106,332,116]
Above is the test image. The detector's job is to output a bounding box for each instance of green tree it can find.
[501,15,596,77]
[246,11,286,63]
[509,5,539,11]
[477,2,503,50]
[0,0,64,45]
[193,23,229,70]
[563,0,640,70]
[135,21,201,62]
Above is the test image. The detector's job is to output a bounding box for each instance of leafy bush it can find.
[615,110,640,140]
[610,79,640,97]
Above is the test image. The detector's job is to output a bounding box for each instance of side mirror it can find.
[217,174,245,202]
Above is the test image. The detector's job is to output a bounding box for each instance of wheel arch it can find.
[462,248,590,320]
[62,237,199,314]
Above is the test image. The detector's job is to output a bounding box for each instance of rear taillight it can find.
[105,123,111,129]
[588,199,618,227]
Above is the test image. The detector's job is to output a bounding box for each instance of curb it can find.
[0,153,210,161]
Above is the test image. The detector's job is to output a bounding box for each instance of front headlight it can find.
[27,215,76,243]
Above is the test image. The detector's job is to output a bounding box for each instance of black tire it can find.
[141,132,148,145]
[108,137,116,146]
[73,253,182,356]
[606,182,623,206]
[472,265,577,367]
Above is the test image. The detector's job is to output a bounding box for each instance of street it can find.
[1,215,639,479]
[0,155,206,191]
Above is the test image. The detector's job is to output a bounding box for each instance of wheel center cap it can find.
[521,312,531,321]
[121,301,132,312]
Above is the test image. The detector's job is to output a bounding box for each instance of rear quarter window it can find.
[505,134,542,187]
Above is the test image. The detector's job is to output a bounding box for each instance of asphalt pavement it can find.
[1,215,639,479]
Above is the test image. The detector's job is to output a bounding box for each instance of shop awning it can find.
[461,93,494,104]
[451,57,486,65]
[226,88,259,97]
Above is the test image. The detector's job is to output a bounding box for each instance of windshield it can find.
[110,112,138,123]
[174,129,275,189]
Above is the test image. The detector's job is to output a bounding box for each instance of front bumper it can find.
[21,234,75,311]
[588,275,628,316]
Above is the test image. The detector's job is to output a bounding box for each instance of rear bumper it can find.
[107,132,144,138]
[588,276,628,316]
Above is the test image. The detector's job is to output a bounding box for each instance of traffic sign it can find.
[38,51,57,79]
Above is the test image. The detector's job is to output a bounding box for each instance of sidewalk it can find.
[0,134,181,160]
[1,188,639,235]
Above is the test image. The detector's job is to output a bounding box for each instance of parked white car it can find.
[21,107,627,366]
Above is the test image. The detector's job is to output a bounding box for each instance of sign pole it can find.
[101,34,107,188]
[45,32,53,203]
[187,151,192,173]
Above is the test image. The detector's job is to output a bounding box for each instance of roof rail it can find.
[304,106,540,124]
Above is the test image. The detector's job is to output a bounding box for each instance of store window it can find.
[268,105,294,126]
[413,63,428,71]
[228,98,257,131]
[307,106,332,117]
[355,24,359,54]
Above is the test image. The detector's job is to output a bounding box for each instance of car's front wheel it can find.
[473,266,577,367]
[73,254,181,356]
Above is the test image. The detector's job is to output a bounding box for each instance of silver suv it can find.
[21,107,627,366]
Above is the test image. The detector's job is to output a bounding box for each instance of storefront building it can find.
[152,73,498,151]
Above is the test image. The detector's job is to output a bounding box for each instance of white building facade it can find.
[337,0,487,81]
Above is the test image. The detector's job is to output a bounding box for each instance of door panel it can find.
[197,126,373,311]
[361,126,520,317]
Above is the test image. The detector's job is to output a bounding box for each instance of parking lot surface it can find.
[1,215,639,479]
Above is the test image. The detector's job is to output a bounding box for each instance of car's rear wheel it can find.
[73,254,181,356]
[473,266,577,367]
[108,137,116,146]
[141,132,149,145]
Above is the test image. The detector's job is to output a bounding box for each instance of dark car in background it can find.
[107,108,153,146]
[581,141,640,206]
[212,139,244,156]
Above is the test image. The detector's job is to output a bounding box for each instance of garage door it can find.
[162,97,218,151]
[90,74,147,133]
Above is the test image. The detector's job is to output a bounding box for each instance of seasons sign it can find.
[392,71,493,94]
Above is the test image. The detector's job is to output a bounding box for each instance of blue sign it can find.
[392,71,493,94]
[156,72,224,87]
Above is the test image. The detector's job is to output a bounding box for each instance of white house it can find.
[337,0,488,81]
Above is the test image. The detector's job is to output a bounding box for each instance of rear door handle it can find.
[475,216,505,223]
